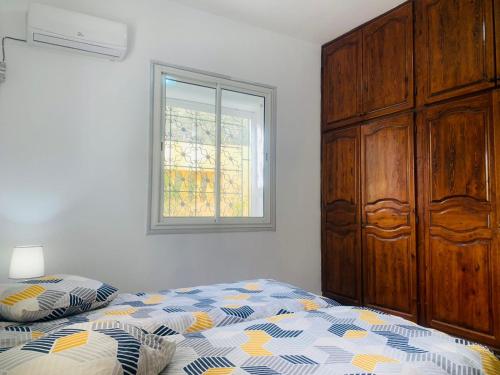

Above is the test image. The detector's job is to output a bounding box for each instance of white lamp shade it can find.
[9,246,45,279]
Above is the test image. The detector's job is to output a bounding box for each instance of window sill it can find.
[147,222,276,235]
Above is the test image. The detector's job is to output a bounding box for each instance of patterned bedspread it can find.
[162,306,500,375]
[0,279,336,351]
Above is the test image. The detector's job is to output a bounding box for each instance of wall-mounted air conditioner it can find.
[27,3,128,61]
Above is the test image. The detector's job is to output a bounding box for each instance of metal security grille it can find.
[163,106,251,217]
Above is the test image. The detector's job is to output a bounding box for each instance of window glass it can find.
[220,89,265,217]
[163,80,216,217]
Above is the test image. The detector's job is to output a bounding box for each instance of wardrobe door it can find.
[362,2,414,118]
[489,90,500,350]
[322,31,362,130]
[322,127,362,305]
[360,112,417,321]
[419,93,500,348]
[494,90,500,228]
[495,0,500,85]
[416,0,495,105]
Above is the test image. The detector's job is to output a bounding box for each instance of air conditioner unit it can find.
[27,3,128,61]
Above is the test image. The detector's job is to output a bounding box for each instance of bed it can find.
[1,279,498,374]
[0,279,337,352]
[162,306,499,375]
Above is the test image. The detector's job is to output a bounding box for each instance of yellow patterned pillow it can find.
[0,321,176,375]
[0,275,118,322]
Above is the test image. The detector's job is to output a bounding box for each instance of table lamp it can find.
[9,246,45,279]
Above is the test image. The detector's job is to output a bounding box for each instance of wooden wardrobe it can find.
[321,0,500,351]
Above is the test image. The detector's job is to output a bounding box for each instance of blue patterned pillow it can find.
[0,275,118,322]
[0,321,176,374]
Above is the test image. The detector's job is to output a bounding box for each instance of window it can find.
[148,63,276,233]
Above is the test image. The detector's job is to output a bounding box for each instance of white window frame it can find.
[148,62,276,234]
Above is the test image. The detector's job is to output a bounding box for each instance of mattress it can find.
[0,279,337,351]
[162,306,499,375]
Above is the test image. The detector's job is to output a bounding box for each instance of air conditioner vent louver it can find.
[32,33,122,59]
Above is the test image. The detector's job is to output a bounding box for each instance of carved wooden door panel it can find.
[418,93,500,348]
[495,0,500,85]
[416,0,495,105]
[322,31,362,130]
[360,112,417,321]
[322,126,362,305]
[362,2,414,118]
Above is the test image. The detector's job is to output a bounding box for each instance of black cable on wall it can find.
[2,36,27,62]
[0,36,27,83]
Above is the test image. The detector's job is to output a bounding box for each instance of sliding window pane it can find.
[220,90,265,217]
[163,79,216,217]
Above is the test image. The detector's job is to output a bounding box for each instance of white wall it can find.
[0,0,321,293]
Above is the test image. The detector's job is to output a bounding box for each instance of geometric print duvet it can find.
[109,279,338,336]
[1,279,337,352]
[162,306,500,375]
